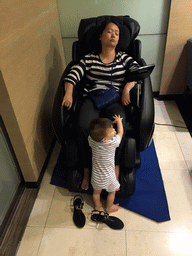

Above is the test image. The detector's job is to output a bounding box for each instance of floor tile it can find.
[175,129,192,171]
[154,100,186,132]
[27,171,56,227]
[126,230,192,256]
[16,100,192,256]
[26,142,60,227]
[16,227,44,256]
[37,228,126,256]
[45,186,126,230]
[45,187,94,229]
[161,168,192,232]
[153,131,187,170]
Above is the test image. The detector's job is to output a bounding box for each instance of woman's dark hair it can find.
[95,18,121,54]
[98,18,121,38]
[89,118,112,142]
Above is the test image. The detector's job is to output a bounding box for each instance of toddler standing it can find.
[88,115,123,213]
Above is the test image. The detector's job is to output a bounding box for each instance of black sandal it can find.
[91,210,124,230]
[72,195,86,228]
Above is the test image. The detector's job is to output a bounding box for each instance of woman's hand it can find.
[121,81,136,106]
[62,82,74,110]
[121,89,131,106]
[62,93,73,110]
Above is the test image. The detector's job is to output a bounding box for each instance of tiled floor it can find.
[16,100,192,256]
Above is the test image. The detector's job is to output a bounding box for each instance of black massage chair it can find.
[52,15,155,198]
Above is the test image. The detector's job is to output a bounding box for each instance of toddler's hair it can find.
[89,118,112,142]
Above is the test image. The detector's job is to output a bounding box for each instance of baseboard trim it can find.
[0,184,25,246]
[25,136,56,189]
[25,182,39,188]
[0,188,39,256]
[153,91,159,98]
[0,137,56,256]
[157,94,184,101]
[37,136,56,186]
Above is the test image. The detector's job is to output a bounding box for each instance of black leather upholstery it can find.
[52,15,154,198]
[186,39,192,89]
[73,15,140,63]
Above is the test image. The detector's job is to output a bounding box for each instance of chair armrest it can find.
[137,58,155,151]
[122,137,136,169]
[52,61,76,145]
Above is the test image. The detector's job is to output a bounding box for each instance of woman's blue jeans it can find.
[76,97,126,168]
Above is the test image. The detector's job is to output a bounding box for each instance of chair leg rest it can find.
[123,137,136,169]
[117,169,136,198]
[67,169,82,192]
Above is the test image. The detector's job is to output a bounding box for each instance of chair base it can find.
[67,167,137,198]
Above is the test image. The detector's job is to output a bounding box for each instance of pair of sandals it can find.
[72,195,124,230]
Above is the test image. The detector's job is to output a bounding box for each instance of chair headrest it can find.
[77,15,140,58]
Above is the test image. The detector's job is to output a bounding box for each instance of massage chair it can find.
[52,15,155,198]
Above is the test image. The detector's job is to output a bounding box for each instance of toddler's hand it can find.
[112,115,123,124]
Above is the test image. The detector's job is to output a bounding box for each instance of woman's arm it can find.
[121,53,139,106]
[121,81,137,106]
[61,58,87,110]
[62,82,74,110]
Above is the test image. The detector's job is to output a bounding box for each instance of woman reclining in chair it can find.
[62,18,140,190]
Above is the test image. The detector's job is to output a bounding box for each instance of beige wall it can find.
[58,0,171,92]
[160,0,192,95]
[0,0,66,182]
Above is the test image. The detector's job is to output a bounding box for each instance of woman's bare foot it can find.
[106,203,120,213]
[81,168,89,190]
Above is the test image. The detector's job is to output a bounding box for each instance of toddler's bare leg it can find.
[81,168,89,190]
[93,190,102,210]
[115,165,120,181]
[106,191,120,213]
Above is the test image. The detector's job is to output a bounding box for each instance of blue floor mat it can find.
[50,141,170,223]
[114,141,170,222]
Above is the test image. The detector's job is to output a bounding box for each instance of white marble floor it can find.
[16,99,192,256]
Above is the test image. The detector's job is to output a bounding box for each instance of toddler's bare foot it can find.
[106,203,120,213]
[81,177,89,190]
[95,200,103,211]
[81,168,89,190]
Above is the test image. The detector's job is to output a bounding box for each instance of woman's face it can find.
[99,22,120,49]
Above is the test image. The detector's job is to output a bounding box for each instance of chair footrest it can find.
[123,137,136,169]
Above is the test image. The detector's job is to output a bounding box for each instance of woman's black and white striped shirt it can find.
[64,52,139,93]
